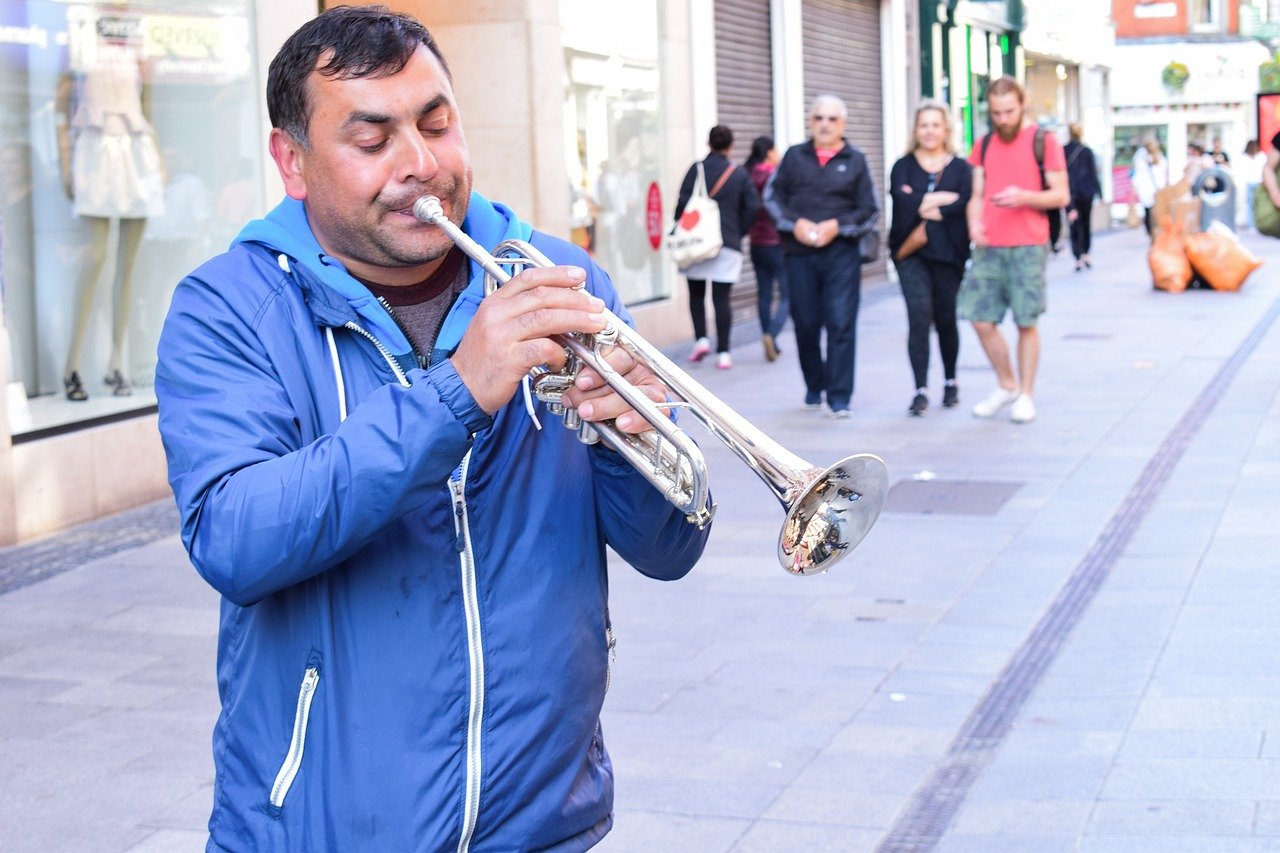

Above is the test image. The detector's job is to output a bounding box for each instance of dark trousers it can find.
[750,244,790,338]
[687,279,733,353]
[894,255,962,390]
[1048,208,1062,250]
[1070,196,1094,259]
[785,240,860,409]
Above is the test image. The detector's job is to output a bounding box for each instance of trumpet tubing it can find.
[413,195,888,575]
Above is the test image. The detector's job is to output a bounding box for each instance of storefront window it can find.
[1,0,260,434]
[560,0,667,306]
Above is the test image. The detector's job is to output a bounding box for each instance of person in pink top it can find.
[959,77,1069,424]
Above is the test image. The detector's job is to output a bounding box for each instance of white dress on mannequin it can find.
[71,43,165,219]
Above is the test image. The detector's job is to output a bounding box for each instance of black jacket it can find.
[888,153,972,269]
[674,152,759,248]
[1064,141,1100,202]
[763,140,879,253]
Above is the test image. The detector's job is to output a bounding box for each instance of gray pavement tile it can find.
[965,755,1114,801]
[47,679,182,711]
[787,750,936,794]
[823,724,956,757]
[935,833,1080,853]
[0,821,155,853]
[608,736,818,787]
[1130,697,1280,730]
[709,718,846,751]
[607,777,780,821]
[1078,835,1280,852]
[949,798,1097,835]
[126,829,208,852]
[760,787,905,828]
[1118,728,1265,760]
[1086,798,1257,836]
[876,668,994,699]
[136,782,213,832]
[1033,666,1154,699]
[895,641,1017,677]
[852,690,978,731]
[729,820,883,852]
[1019,696,1142,732]
[0,643,164,684]
[0,696,105,739]
[1100,759,1280,800]
[1253,800,1280,836]
[998,728,1125,759]
[593,809,752,850]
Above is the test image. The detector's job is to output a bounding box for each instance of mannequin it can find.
[58,17,164,400]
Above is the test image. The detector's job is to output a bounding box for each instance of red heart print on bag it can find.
[680,210,700,230]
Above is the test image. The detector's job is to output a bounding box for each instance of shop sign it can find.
[646,182,662,250]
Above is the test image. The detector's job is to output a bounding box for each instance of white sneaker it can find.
[716,352,733,370]
[1010,394,1037,423]
[971,386,1020,418]
[688,337,711,363]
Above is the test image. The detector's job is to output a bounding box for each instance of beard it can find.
[362,171,473,267]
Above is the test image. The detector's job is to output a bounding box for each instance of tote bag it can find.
[668,162,726,269]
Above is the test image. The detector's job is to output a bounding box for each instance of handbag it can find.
[894,221,928,261]
[859,226,881,264]
[668,162,735,269]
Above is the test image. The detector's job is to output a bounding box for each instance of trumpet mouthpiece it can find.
[413,196,444,224]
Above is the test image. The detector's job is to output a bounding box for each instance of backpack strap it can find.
[1033,126,1047,189]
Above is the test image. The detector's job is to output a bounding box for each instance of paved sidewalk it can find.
[1,225,1278,851]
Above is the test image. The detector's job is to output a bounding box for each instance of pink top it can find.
[969,126,1066,248]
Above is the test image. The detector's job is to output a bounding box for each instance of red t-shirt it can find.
[969,125,1066,247]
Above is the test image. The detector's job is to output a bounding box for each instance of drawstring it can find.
[521,375,542,430]
[325,327,348,423]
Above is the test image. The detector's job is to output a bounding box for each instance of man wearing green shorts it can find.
[960,77,1070,423]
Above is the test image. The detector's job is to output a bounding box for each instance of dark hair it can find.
[745,135,774,169]
[708,125,734,152]
[267,5,451,149]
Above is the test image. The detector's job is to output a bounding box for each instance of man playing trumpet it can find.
[154,6,708,849]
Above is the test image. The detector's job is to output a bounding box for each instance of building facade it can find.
[1110,0,1272,220]
[0,0,909,544]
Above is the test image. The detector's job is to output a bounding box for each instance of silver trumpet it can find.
[413,195,888,575]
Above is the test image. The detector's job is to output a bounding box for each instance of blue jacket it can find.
[155,192,709,851]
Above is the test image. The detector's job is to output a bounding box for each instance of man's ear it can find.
[269,128,307,201]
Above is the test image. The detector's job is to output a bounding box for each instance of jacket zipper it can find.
[342,321,410,386]
[269,665,320,811]
[450,452,485,852]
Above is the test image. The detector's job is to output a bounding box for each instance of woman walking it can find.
[887,99,972,416]
[745,135,789,362]
[1064,123,1101,271]
[1130,138,1168,238]
[674,125,759,369]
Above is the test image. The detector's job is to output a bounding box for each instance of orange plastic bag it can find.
[1148,217,1192,293]
[1184,226,1263,292]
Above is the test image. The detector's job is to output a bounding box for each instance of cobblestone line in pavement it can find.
[0,498,179,595]
[878,289,1280,852]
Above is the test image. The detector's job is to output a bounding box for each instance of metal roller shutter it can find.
[714,0,775,326]
[802,0,886,280]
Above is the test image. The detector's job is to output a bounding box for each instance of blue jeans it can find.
[785,240,860,410]
[750,244,789,338]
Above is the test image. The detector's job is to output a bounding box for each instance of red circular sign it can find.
[646,182,663,250]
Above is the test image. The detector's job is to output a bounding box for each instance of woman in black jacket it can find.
[888,99,972,417]
[674,125,759,369]
[1063,123,1101,271]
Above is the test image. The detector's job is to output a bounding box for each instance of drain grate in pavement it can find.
[0,499,179,596]
[883,480,1021,516]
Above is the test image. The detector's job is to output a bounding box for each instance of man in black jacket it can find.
[764,94,879,418]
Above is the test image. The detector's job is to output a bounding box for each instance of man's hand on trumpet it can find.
[563,344,672,435]
[451,264,608,415]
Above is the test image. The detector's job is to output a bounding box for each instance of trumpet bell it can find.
[780,453,888,575]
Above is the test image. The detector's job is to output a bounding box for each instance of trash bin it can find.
[1194,166,1236,233]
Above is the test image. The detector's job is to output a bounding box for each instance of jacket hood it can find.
[233,191,533,359]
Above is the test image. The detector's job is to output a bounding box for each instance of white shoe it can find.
[688,337,711,363]
[1010,394,1037,423]
[716,352,733,370]
[971,386,1020,418]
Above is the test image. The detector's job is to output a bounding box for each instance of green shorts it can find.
[957,244,1048,327]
